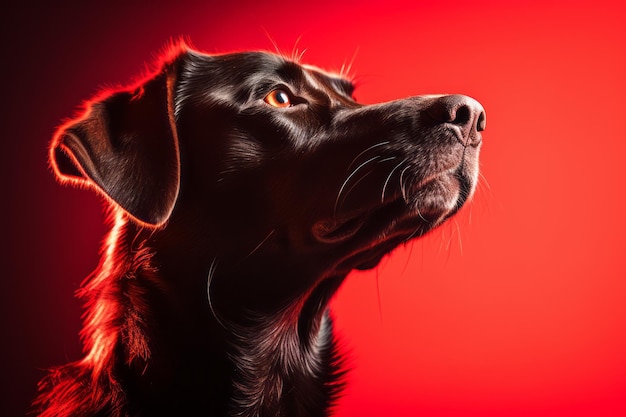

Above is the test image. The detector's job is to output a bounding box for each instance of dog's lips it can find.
[313,169,474,271]
[312,196,430,250]
[313,201,427,272]
[312,212,370,243]
[314,171,461,243]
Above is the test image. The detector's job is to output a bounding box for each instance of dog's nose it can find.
[426,95,486,146]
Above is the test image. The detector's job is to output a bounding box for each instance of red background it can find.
[3,0,626,415]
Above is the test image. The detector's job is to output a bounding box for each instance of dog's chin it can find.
[312,172,472,271]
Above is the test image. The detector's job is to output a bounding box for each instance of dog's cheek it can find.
[219,133,267,178]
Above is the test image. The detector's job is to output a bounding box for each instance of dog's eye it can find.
[264,89,292,108]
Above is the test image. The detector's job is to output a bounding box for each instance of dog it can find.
[35,43,485,416]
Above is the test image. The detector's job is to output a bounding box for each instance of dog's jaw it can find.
[311,147,480,272]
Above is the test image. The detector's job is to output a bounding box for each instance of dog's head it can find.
[51,45,484,306]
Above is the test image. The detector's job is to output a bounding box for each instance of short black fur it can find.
[35,44,485,416]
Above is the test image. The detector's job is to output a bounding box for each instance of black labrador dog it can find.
[35,44,485,416]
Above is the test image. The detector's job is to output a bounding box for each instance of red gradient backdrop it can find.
[3,0,626,415]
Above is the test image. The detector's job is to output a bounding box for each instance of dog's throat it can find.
[229,276,344,417]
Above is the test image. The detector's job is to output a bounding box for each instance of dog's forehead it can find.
[216,51,353,93]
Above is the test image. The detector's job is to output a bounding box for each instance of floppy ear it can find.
[51,68,181,227]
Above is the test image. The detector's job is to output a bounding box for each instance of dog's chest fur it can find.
[37,217,344,417]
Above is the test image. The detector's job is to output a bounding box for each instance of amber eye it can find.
[264,89,292,108]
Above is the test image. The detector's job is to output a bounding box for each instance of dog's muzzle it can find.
[311,94,485,271]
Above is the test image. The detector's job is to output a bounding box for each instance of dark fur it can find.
[35,43,485,416]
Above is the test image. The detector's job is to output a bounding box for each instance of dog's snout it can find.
[426,95,486,146]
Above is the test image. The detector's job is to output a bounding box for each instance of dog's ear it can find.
[51,68,181,227]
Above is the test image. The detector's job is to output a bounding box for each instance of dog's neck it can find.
[78,214,344,416]
[228,295,343,416]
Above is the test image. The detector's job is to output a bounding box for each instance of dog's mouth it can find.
[312,168,474,271]
[312,213,370,244]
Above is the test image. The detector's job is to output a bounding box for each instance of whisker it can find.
[436,226,446,255]
[296,48,308,63]
[347,141,390,172]
[335,155,381,213]
[291,35,305,62]
[381,159,406,203]
[404,227,420,243]
[404,217,429,246]
[247,229,276,257]
[342,46,360,79]
[442,223,454,250]
[454,219,463,256]
[400,239,414,275]
[445,226,454,263]
[478,171,491,191]
[416,208,430,224]
[337,171,374,213]
[262,28,282,56]
[207,258,228,330]
[375,268,384,323]
[399,166,411,203]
